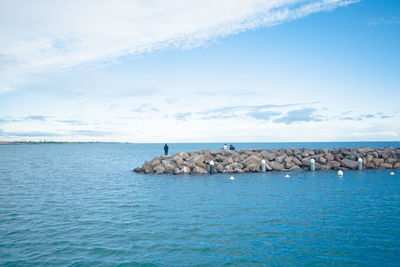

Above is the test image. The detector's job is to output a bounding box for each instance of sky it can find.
[0,0,399,142]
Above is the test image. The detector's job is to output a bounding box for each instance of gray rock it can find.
[216,164,224,173]
[292,157,302,166]
[243,155,261,167]
[340,159,358,169]
[358,147,375,153]
[270,161,284,171]
[153,164,166,174]
[260,150,275,161]
[328,161,341,168]
[192,166,208,174]
[142,163,153,174]
[326,153,334,161]
[289,165,302,171]
[247,163,260,172]
[133,167,143,173]
[372,158,384,167]
[380,163,393,169]
[215,154,225,162]
[150,158,161,168]
[162,159,176,172]
[188,155,205,165]
[222,157,234,165]
[176,152,190,160]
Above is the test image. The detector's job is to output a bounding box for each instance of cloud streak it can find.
[273,108,323,124]
[0,0,358,93]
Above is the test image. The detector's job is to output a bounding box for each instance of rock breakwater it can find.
[133,147,400,174]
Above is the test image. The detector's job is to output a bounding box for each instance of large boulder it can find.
[328,161,341,169]
[292,157,302,166]
[270,161,284,171]
[182,166,190,174]
[372,158,384,168]
[284,161,295,169]
[380,163,393,169]
[247,163,260,172]
[133,167,144,173]
[222,157,234,165]
[260,150,275,161]
[188,155,205,165]
[150,158,161,168]
[204,153,216,163]
[176,152,190,160]
[289,165,302,171]
[173,156,184,168]
[358,147,374,153]
[243,155,261,167]
[215,154,225,162]
[142,162,153,174]
[192,166,208,174]
[301,157,311,166]
[162,159,176,172]
[153,164,166,174]
[340,159,358,169]
[216,164,224,173]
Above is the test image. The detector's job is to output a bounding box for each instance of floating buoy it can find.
[338,170,344,177]
[229,176,235,180]
[390,172,395,176]
[285,174,290,178]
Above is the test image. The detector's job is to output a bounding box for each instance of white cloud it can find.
[0,0,358,93]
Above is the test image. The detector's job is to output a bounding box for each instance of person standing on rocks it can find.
[164,143,169,155]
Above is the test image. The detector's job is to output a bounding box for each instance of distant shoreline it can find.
[0,141,101,145]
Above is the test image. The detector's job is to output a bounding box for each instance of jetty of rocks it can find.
[133,147,400,174]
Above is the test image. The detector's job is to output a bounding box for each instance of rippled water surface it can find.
[1,142,400,266]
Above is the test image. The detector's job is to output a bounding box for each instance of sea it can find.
[1,142,400,266]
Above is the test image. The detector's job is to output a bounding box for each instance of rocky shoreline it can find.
[133,147,400,174]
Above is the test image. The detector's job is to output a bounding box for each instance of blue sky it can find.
[0,0,399,142]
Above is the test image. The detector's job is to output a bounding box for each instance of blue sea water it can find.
[1,142,400,266]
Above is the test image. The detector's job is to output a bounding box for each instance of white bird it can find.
[390,172,395,176]
[229,176,235,180]
[338,170,344,177]
[285,174,290,178]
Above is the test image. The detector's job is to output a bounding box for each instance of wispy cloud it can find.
[0,0,358,94]
[367,16,400,26]
[23,115,47,121]
[58,120,86,125]
[247,111,281,121]
[273,108,322,124]
[175,112,192,121]
[338,112,393,121]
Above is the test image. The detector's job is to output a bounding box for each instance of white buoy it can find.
[390,172,395,176]
[285,174,290,178]
[338,170,344,177]
[310,158,315,172]
[358,158,363,171]
[261,159,266,173]
[229,176,235,180]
